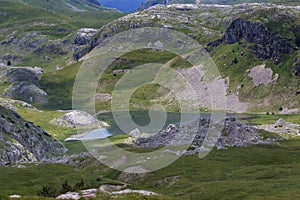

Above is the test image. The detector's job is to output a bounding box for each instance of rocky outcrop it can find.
[6,82,48,105]
[73,28,98,46]
[133,117,277,151]
[50,110,109,128]
[73,28,98,61]
[0,106,67,165]
[208,18,294,64]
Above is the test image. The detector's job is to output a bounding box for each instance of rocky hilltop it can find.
[0,106,67,165]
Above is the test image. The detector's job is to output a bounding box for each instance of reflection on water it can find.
[84,128,112,139]
[98,110,210,135]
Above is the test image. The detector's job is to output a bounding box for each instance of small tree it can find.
[73,179,85,191]
[7,60,11,66]
[60,180,73,194]
[38,185,57,197]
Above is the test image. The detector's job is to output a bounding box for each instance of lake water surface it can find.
[66,111,253,141]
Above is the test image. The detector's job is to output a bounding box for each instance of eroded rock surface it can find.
[0,106,67,165]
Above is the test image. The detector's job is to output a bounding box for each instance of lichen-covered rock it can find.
[0,106,67,165]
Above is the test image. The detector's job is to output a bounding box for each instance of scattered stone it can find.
[57,192,80,200]
[256,119,300,137]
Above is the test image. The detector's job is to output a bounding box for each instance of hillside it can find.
[68,3,300,113]
[0,0,124,70]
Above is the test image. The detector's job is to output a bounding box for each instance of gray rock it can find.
[0,106,67,165]
[50,110,109,128]
[6,82,48,105]
[134,117,275,152]
[73,28,98,46]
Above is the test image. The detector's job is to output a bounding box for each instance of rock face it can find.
[133,117,274,151]
[50,110,109,128]
[0,66,48,105]
[73,28,98,61]
[73,28,98,46]
[0,106,67,165]
[208,18,293,64]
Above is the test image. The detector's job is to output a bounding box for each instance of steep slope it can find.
[0,105,67,165]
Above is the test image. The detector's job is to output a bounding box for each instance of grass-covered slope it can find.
[1,139,300,199]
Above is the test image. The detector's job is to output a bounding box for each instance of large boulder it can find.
[50,110,109,128]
